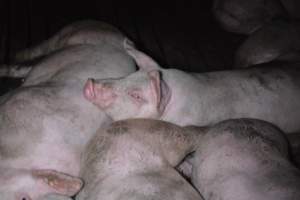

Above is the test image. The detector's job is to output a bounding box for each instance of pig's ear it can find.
[148,70,161,109]
[32,169,83,197]
[148,70,171,116]
[124,39,161,71]
[148,70,170,116]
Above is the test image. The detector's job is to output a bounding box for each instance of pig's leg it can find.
[176,153,194,180]
[106,120,207,178]
[14,30,69,63]
[14,20,122,63]
[0,64,32,78]
[106,119,198,166]
[13,21,84,62]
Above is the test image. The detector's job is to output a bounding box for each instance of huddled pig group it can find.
[1,0,300,199]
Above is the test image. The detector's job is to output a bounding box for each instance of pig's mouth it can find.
[83,78,96,102]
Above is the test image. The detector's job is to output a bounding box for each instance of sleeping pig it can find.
[0,22,136,199]
[77,118,300,200]
[190,118,300,200]
[83,40,300,134]
[76,119,203,200]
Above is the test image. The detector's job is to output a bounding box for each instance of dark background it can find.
[0,0,246,70]
[0,0,246,93]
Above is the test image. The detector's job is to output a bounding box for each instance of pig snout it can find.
[84,79,96,101]
[83,78,117,108]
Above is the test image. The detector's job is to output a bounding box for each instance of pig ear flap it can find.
[148,70,163,116]
[32,169,83,197]
[148,70,171,116]
[123,39,161,71]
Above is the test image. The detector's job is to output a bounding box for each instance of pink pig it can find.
[0,21,136,200]
[84,39,300,134]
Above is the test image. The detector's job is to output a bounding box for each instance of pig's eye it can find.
[128,90,147,104]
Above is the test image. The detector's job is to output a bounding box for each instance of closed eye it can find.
[128,90,147,104]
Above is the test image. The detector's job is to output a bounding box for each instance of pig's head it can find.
[0,168,83,200]
[83,40,171,121]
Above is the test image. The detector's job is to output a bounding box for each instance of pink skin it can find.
[0,22,137,200]
[0,168,83,200]
[83,39,171,120]
[83,39,300,134]
[84,70,162,110]
[83,68,170,121]
[84,79,117,109]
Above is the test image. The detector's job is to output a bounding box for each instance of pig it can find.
[77,118,300,200]
[0,21,136,199]
[76,118,203,200]
[235,20,300,68]
[189,118,300,200]
[38,194,73,200]
[0,20,129,78]
[0,194,74,200]
[84,40,300,134]
[212,0,286,34]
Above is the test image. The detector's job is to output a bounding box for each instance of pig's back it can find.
[0,84,106,174]
[162,66,300,133]
[192,118,300,200]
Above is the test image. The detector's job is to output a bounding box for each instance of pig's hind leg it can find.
[0,63,32,79]
[0,64,31,94]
